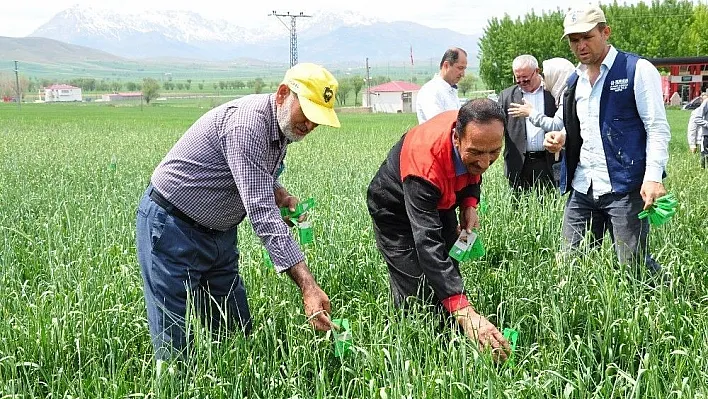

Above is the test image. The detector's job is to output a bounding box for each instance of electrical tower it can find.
[269,11,311,67]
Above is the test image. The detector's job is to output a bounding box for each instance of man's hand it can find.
[286,262,334,331]
[302,285,333,331]
[274,188,306,225]
[454,306,510,362]
[640,181,667,210]
[543,131,566,154]
[508,99,533,118]
[690,145,697,153]
[458,206,480,233]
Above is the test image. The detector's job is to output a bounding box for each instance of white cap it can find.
[562,6,606,39]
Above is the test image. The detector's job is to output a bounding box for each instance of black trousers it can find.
[515,156,556,191]
[370,209,460,312]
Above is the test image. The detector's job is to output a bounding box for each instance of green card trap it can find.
[478,198,489,215]
[280,197,316,219]
[449,230,486,262]
[638,192,677,226]
[332,318,352,358]
[296,220,314,244]
[261,247,273,268]
[503,328,519,366]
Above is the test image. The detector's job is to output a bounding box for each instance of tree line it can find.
[479,0,707,92]
[1,71,485,105]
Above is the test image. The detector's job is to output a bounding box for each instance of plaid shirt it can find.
[151,94,304,272]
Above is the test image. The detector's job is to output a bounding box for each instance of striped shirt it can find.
[521,84,546,152]
[151,94,304,272]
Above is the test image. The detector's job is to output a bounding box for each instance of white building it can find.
[363,81,421,113]
[44,84,82,102]
[101,92,143,102]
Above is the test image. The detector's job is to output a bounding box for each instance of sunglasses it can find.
[515,70,541,85]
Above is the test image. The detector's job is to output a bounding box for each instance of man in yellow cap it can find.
[136,63,340,362]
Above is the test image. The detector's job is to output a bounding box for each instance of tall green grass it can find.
[0,103,706,398]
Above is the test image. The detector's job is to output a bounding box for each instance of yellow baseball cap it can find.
[282,63,340,128]
[562,5,606,39]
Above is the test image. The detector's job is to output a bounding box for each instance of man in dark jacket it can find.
[498,54,559,190]
[367,99,510,359]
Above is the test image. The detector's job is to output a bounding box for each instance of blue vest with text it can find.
[561,50,649,195]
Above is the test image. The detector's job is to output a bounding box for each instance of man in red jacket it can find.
[367,98,510,360]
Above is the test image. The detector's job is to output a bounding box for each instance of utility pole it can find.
[269,11,311,67]
[366,57,371,109]
[13,60,21,110]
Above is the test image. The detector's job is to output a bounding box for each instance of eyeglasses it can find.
[515,70,539,85]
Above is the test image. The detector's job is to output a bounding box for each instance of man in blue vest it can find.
[543,5,671,281]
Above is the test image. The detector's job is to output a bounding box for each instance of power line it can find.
[268,11,311,67]
[14,61,21,110]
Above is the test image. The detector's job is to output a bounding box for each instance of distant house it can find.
[101,92,143,102]
[363,81,421,113]
[44,84,82,102]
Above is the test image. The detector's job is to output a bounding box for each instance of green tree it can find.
[142,78,160,104]
[457,74,478,96]
[96,80,110,91]
[478,0,699,91]
[126,82,137,91]
[350,76,364,106]
[0,73,29,99]
[373,76,390,85]
[335,78,352,105]
[253,78,265,94]
[677,3,708,56]
[69,78,97,91]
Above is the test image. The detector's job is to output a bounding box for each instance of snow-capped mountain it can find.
[28,5,479,63]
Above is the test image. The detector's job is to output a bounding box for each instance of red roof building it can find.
[364,80,421,113]
[367,81,422,93]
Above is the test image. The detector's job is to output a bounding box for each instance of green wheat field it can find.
[1,102,706,398]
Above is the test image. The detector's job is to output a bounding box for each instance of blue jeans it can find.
[562,187,661,274]
[136,186,252,360]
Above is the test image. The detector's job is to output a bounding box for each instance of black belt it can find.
[149,187,217,233]
[525,151,547,160]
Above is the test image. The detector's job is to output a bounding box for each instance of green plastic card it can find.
[478,198,489,215]
[332,319,352,358]
[449,231,476,262]
[450,231,485,261]
[280,197,316,219]
[261,248,273,268]
[467,233,486,259]
[297,221,314,244]
[638,192,677,226]
[503,328,519,366]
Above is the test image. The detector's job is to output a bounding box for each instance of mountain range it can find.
[23,5,481,65]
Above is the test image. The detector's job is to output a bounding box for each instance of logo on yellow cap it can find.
[323,87,333,103]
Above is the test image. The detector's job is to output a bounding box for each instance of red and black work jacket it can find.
[366,110,481,313]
